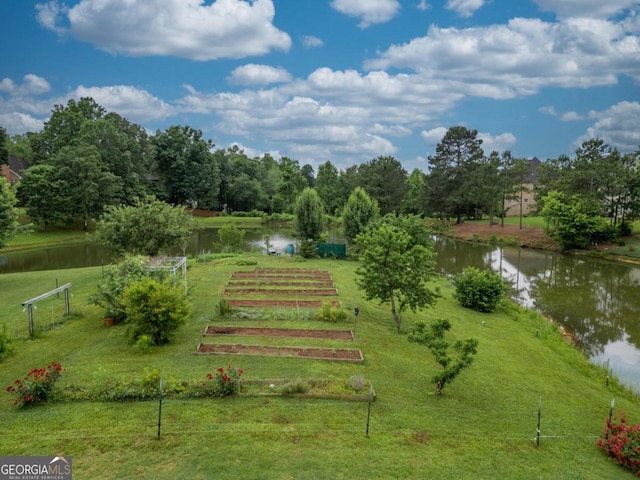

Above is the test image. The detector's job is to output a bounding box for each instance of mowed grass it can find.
[0,254,638,479]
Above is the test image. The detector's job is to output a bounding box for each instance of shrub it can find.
[314,301,348,323]
[6,362,63,407]
[280,379,308,396]
[597,410,640,475]
[215,222,246,253]
[452,267,508,313]
[346,374,367,392]
[122,277,192,346]
[0,322,13,361]
[193,366,243,398]
[619,221,633,237]
[218,298,233,316]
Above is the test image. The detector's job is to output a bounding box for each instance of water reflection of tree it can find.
[433,237,494,275]
[528,255,640,357]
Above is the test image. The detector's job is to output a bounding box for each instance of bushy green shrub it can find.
[314,301,348,323]
[280,379,308,396]
[215,222,246,253]
[218,298,233,316]
[189,366,243,398]
[452,267,508,313]
[0,322,13,361]
[122,277,192,345]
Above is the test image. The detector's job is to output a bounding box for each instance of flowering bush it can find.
[597,410,640,476]
[197,366,243,398]
[6,362,63,407]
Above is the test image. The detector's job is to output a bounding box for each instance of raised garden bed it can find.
[196,343,364,362]
[241,379,375,401]
[227,280,335,287]
[226,299,340,308]
[204,325,353,340]
[231,272,332,280]
[224,288,338,296]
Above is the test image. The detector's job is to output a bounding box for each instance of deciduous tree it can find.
[0,179,18,248]
[408,318,478,395]
[96,196,196,256]
[355,214,439,331]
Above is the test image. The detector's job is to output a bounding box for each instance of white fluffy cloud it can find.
[478,132,517,153]
[227,64,292,86]
[330,0,400,28]
[445,0,486,18]
[302,35,324,48]
[576,101,640,152]
[532,0,639,19]
[71,85,175,122]
[37,0,291,60]
[364,17,640,95]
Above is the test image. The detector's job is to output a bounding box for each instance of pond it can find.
[1,228,639,393]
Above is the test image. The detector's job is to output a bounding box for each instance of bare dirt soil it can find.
[231,272,332,280]
[204,326,353,340]
[450,222,558,249]
[196,343,364,362]
[227,280,335,287]
[224,288,338,296]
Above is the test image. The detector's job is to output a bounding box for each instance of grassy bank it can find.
[0,255,638,479]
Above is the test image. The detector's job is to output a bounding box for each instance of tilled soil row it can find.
[196,343,363,362]
[231,272,332,280]
[227,280,335,287]
[224,288,338,296]
[204,325,353,340]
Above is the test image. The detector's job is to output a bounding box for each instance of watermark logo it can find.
[0,456,72,480]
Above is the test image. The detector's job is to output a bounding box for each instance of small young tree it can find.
[452,267,508,313]
[216,222,246,253]
[408,318,478,395]
[342,187,380,244]
[293,187,325,258]
[122,276,192,346]
[355,214,439,332]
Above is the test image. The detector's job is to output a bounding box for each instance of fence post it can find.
[157,379,163,440]
[536,397,541,447]
[605,398,615,440]
[366,383,373,438]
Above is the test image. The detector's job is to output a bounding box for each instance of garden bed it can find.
[241,379,375,401]
[231,272,332,280]
[226,299,340,308]
[196,343,364,362]
[224,288,338,296]
[204,325,353,340]
[227,280,335,287]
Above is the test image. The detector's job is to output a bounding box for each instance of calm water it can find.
[2,229,640,392]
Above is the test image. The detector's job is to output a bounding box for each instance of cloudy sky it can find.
[1,0,639,171]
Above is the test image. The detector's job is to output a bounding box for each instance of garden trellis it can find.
[22,283,72,337]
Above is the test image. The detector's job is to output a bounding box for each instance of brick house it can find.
[503,157,541,217]
[1,155,30,185]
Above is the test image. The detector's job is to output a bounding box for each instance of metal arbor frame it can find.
[22,283,72,337]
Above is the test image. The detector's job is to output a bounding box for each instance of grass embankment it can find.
[0,255,638,479]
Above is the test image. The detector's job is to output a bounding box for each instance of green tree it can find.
[452,267,508,313]
[355,214,439,331]
[216,222,246,253]
[272,157,307,213]
[541,191,609,250]
[0,126,8,164]
[31,97,106,162]
[315,160,344,215]
[342,187,380,244]
[358,156,408,215]
[153,125,220,209]
[301,163,315,187]
[122,276,192,346]
[293,187,325,257]
[408,318,478,395]
[96,196,196,256]
[426,126,485,223]
[401,168,427,215]
[0,179,18,248]
[15,164,67,228]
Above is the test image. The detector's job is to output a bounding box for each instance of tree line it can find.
[1,98,639,245]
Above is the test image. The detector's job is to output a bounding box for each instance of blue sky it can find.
[1,0,639,172]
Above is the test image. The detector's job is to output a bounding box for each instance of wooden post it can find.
[536,397,541,447]
[366,383,373,438]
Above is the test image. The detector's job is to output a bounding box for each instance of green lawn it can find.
[0,255,638,479]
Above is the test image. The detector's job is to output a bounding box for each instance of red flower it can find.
[217,367,224,373]
[206,373,213,380]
